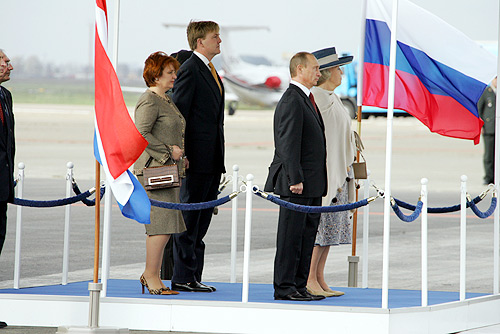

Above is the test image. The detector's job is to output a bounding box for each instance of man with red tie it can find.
[0,49,15,329]
[264,52,327,301]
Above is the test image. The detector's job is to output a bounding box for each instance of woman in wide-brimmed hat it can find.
[306,47,355,297]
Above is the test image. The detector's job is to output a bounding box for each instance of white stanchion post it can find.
[101,178,113,297]
[242,174,254,303]
[460,175,467,301]
[230,165,239,283]
[62,162,74,285]
[362,170,371,289]
[13,163,25,289]
[421,178,428,307]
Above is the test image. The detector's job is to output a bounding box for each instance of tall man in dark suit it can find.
[171,21,225,293]
[0,49,15,329]
[264,52,327,301]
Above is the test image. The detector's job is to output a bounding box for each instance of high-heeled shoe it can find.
[140,275,179,295]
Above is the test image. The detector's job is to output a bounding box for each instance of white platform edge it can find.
[1,293,500,333]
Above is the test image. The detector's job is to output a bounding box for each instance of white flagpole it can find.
[381,0,399,309]
[101,0,120,298]
[493,3,500,295]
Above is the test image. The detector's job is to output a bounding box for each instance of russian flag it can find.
[363,0,497,144]
[94,0,150,224]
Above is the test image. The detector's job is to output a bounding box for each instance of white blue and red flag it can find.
[94,0,150,224]
[363,0,497,144]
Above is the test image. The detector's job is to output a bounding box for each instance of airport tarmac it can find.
[0,104,498,333]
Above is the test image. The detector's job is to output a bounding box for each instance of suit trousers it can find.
[172,171,221,283]
[273,196,321,298]
[0,201,7,255]
[483,134,495,184]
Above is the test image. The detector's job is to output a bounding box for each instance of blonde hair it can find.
[316,68,332,86]
[187,20,220,51]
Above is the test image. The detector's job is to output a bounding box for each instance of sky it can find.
[1,0,499,69]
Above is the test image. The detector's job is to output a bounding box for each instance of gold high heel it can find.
[140,274,179,295]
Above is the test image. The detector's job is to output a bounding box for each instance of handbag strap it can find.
[145,156,177,168]
[145,157,154,168]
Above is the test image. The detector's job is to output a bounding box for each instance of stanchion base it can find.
[348,255,359,287]
[56,326,129,333]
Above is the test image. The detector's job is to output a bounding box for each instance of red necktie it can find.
[309,93,318,114]
[0,101,4,125]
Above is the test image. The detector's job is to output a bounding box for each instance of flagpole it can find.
[101,0,120,299]
[94,161,101,284]
[348,0,368,288]
[381,0,399,309]
[493,3,500,295]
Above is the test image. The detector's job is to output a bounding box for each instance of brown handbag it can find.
[143,157,180,190]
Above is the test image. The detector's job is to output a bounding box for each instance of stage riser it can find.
[2,295,500,333]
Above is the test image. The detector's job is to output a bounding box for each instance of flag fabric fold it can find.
[363,0,497,144]
[94,0,150,224]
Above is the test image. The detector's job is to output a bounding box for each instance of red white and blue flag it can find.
[94,0,150,224]
[363,0,497,144]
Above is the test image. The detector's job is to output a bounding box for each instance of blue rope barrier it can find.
[468,196,497,219]
[394,196,482,214]
[253,189,373,213]
[391,199,424,222]
[72,181,105,206]
[13,190,95,208]
[150,192,238,211]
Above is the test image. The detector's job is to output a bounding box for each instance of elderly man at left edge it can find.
[0,49,15,329]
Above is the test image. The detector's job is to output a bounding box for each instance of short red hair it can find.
[143,51,180,87]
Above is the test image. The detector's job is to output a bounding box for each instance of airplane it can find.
[125,24,357,117]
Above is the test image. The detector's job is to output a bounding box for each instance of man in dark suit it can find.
[478,77,497,185]
[0,49,15,329]
[171,21,225,293]
[264,52,327,301]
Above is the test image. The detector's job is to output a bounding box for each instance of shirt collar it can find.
[290,80,310,97]
[194,51,211,68]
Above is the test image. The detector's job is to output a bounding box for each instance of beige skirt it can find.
[138,175,187,236]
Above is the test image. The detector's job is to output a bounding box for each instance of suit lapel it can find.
[194,56,223,104]
[290,84,324,130]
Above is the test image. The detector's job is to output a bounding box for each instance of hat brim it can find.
[319,56,353,70]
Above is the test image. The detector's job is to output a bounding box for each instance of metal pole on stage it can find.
[381,0,400,309]
[242,174,254,303]
[13,163,25,289]
[62,162,74,286]
[493,5,500,295]
[349,0,368,287]
[420,178,428,307]
[460,175,467,301]
[101,0,121,297]
[56,1,127,333]
[230,165,239,283]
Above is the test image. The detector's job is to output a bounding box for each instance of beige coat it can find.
[133,89,186,235]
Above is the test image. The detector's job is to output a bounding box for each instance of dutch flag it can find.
[94,0,150,224]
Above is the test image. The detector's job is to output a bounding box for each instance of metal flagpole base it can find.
[348,255,359,287]
[56,327,129,333]
[56,283,129,333]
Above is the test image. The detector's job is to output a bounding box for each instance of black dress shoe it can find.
[171,281,213,292]
[302,290,326,301]
[274,291,313,301]
[198,282,216,292]
[0,321,7,328]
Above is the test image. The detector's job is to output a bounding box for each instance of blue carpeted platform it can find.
[0,280,487,309]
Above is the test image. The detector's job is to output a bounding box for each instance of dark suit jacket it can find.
[0,86,15,202]
[172,54,225,174]
[264,84,327,198]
